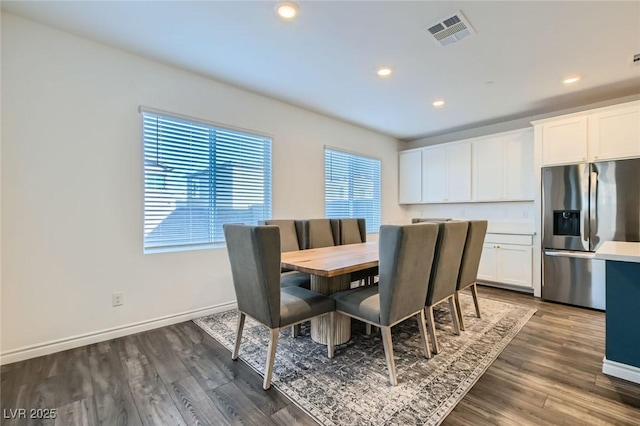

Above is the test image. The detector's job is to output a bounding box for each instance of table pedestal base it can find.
[310,274,351,345]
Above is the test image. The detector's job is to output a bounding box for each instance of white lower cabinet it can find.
[477,243,499,281]
[477,234,533,290]
[498,244,533,287]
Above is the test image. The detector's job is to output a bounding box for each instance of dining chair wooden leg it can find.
[328,312,335,359]
[448,296,460,336]
[416,310,432,359]
[454,292,465,331]
[381,326,398,386]
[263,328,280,390]
[471,283,482,318]
[365,323,372,336]
[232,312,246,360]
[425,306,440,355]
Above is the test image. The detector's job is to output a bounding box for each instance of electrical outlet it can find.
[112,292,124,307]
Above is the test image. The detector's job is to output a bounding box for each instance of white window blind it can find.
[325,148,381,233]
[143,111,272,252]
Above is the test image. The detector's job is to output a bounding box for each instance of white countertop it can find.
[595,241,640,263]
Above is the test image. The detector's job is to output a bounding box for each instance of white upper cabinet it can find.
[589,104,640,162]
[422,145,448,203]
[446,142,472,202]
[504,129,534,200]
[472,128,534,201]
[398,150,422,204]
[399,129,532,204]
[536,100,640,166]
[421,142,471,203]
[472,136,503,201]
[541,116,588,166]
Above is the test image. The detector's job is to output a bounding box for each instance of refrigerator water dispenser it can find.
[553,210,580,236]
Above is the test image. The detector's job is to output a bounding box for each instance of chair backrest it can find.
[301,219,340,249]
[223,224,281,328]
[425,221,469,305]
[457,220,488,290]
[339,218,366,245]
[263,219,304,252]
[378,223,439,326]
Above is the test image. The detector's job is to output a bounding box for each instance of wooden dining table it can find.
[281,241,379,345]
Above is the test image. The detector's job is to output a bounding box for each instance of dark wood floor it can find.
[1,287,640,425]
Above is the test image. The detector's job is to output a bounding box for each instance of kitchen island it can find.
[595,241,640,385]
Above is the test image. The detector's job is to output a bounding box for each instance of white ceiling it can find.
[3,1,640,140]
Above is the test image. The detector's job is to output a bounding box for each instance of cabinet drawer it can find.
[485,233,533,246]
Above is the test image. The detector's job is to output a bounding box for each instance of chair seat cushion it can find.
[280,272,311,289]
[280,286,335,327]
[331,285,380,324]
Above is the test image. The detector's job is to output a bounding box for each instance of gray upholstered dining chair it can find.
[223,224,336,390]
[338,218,378,286]
[454,220,488,331]
[331,223,440,386]
[263,219,305,252]
[424,221,469,354]
[263,219,310,289]
[300,218,340,248]
[339,218,367,244]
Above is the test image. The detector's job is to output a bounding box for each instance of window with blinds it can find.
[142,110,272,252]
[324,148,381,233]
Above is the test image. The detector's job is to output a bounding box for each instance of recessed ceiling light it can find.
[433,100,445,108]
[563,76,581,85]
[276,2,299,20]
[376,67,393,77]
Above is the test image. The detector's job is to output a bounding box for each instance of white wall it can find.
[0,14,403,362]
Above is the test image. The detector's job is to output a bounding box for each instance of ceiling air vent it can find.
[426,10,475,47]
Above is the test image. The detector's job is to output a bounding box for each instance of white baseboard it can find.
[602,358,640,385]
[477,281,534,294]
[0,301,237,365]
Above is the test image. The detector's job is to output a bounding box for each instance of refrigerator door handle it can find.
[544,250,596,259]
[581,165,590,246]
[590,171,598,250]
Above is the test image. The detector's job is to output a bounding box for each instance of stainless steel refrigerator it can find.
[542,158,640,310]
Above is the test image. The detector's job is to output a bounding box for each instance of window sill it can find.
[144,242,226,255]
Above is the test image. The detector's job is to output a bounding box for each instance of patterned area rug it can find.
[194,294,536,426]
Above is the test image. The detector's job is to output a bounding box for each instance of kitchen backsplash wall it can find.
[402,202,535,232]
